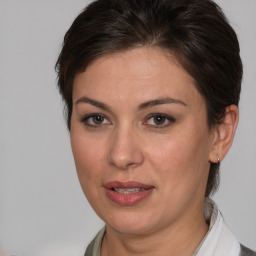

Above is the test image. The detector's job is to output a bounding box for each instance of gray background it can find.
[0,0,255,255]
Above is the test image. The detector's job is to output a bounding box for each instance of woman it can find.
[55,0,256,255]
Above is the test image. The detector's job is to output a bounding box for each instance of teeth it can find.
[114,188,145,194]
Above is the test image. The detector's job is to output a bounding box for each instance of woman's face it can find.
[71,47,216,235]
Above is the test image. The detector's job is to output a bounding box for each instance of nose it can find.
[107,125,144,170]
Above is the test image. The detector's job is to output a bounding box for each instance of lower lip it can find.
[105,188,154,206]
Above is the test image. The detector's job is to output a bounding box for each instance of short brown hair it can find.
[55,0,243,196]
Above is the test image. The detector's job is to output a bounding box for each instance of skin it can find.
[70,47,238,256]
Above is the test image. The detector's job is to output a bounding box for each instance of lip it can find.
[104,181,155,206]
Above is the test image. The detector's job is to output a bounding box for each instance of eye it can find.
[81,114,111,127]
[145,114,175,128]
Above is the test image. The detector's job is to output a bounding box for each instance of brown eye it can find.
[81,114,111,127]
[93,115,105,124]
[153,116,166,125]
[145,114,175,128]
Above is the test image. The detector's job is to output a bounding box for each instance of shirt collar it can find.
[194,197,240,256]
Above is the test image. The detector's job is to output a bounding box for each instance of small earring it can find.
[217,155,220,163]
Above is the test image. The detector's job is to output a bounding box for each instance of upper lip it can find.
[104,181,154,190]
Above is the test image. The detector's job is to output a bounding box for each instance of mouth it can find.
[112,188,147,194]
[104,181,154,206]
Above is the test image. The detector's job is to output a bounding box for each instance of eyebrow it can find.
[75,97,111,111]
[138,97,187,110]
[75,96,187,111]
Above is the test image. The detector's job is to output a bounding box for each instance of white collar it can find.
[194,198,240,256]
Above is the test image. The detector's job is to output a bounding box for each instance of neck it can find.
[101,200,209,256]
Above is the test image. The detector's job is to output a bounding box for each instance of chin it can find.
[104,211,158,235]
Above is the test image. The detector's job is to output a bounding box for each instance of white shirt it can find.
[193,198,240,256]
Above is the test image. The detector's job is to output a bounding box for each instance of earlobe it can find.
[209,105,239,163]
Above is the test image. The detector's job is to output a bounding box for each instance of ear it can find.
[209,105,239,163]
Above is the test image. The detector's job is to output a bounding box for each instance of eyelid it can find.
[80,113,111,127]
[144,113,176,128]
[79,112,175,129]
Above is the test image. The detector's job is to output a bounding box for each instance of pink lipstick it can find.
[104,181,154,206]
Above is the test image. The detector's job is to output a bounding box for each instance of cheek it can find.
[70,133,108,215]
[145,133,211,214]
[70,131,106,186]
[145,129,211,184]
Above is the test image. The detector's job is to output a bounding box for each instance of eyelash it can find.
[80,113,111,128]
[144,113,176,128]
[80,113,176,129]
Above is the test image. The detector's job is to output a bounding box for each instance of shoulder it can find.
[240,244,256,256]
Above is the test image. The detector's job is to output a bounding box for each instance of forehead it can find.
[73,47,204,109]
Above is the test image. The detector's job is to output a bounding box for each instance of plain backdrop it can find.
[0,0,255,255]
